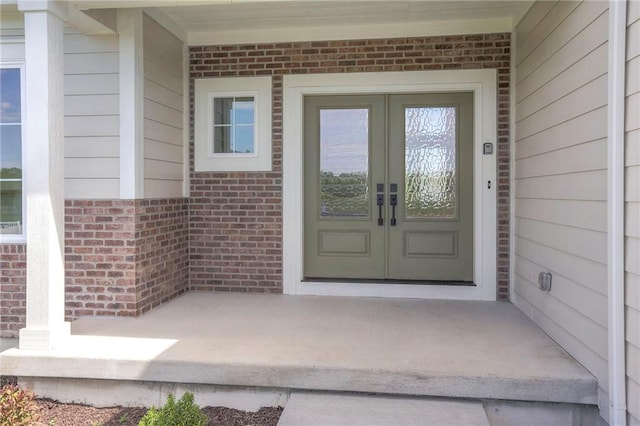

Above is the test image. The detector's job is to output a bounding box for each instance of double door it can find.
[304,93,474,282]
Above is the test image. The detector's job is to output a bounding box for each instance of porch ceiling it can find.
[156,1,531,32]
[72,1,532,43]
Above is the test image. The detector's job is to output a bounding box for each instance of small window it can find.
[0,65,24,241]
[195,77,272,171]
[213,97,255,154]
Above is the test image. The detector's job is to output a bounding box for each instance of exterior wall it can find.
[513,0,610,415]
[65,198,189,319]
[625,1,640,424]
[0,14,188,337]
[189,33,511,296]
[64,29,120,199]
[0,244,25,338]
[143,14,185,198]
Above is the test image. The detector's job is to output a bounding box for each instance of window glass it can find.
[319,108,369,218]
[212,96,255,154]
[0,67,23,236]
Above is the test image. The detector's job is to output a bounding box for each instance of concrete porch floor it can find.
[0,292,597,407]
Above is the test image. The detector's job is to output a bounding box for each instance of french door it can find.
[304,92,474,282]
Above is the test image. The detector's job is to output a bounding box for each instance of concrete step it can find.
[277,392,490,426]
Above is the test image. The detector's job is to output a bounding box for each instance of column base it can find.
[19,322,71,351]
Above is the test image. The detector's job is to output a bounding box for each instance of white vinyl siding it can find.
[142,14,184,198]
[626,0,640,423]
[513,0,609,417]
[63,29,120,199]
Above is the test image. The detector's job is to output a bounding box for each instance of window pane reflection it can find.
[319,108,369,218]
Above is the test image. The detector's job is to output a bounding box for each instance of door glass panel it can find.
[404,106,457,218]
[319,108,369,217]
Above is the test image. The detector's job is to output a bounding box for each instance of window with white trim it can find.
[194,76,272,172]
[0,65,24,240]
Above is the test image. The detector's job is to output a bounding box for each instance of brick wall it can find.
[190,33,511,299]
[64,198,189,320]
[0,244,26,338]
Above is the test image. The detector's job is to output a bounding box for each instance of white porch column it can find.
[118,8,144,199]
[17,0,70,350]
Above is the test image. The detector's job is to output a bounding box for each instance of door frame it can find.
[283,70,497,300]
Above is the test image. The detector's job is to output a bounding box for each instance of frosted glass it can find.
[404,106,457,218]
[319,109,369,217]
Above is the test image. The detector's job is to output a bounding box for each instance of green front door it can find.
[304,92,474,282]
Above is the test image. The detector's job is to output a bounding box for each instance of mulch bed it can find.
[34,399,283,426]
[3,376,283,426]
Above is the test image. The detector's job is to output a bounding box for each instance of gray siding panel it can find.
[63,30,120,199]
[514,0,610,417]
[142,14,184,198]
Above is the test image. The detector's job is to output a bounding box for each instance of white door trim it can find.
[282,70,497,300]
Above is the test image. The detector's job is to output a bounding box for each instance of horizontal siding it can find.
[514,1,610,416]
[516,1,607,85]
[625,1,638,423]
[66,136,119,158]
[516,74,608,140]
[515,138,606,179]
[142,14,184,199]
[516,1,580,65]
[515,169,607,201]
[516,42,607,123]
[516,199,606,232]
[516,217,606,264]
[516,4,607,103]
[64,30,119,199]
[64,74,118,95]
[64,179,119,199]
[144,118,182,144]
[64,52,118,74]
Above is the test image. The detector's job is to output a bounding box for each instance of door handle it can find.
[376,193,384,226]
[390,194,397,226]
[389,183,398,226]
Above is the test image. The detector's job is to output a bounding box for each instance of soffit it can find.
[72,0,533,44]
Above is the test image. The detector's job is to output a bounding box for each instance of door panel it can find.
[304,92,473,282]
[388,93,473,281]
[304,95,386,279]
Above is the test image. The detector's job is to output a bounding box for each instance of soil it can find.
[2,377,283,426]
[33,399,284,426]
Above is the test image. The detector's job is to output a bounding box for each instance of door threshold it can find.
[303,278,476,287]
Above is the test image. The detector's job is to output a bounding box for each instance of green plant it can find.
[138,392,208,426]
[119,413,129,424]
[0,384,40,426]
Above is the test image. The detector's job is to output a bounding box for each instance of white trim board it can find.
[282,70,498,301]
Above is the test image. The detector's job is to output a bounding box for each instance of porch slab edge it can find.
[1,351,598,405]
